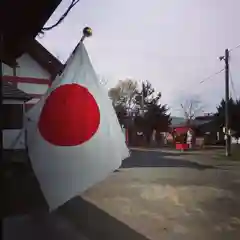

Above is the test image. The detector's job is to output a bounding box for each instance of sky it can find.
[38,0,240,117]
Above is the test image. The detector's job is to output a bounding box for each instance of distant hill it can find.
[170,116,216,129]
[170,117,186,126]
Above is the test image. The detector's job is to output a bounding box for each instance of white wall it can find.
[232,138,240,144]
[26,98,41,105]
[3,53,50,97]
[18,82,49,95]
[3,63,13,76]
[3,53,51,150]
[16,54,50,103]
[3,54,50,79]
[16,54,50,79]
[3,129,25,149]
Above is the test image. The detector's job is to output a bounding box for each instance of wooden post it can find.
[0,33,3,162]
[0,32,3,240]
[224,49,230,156]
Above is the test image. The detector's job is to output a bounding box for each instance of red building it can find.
[170,115,222,148]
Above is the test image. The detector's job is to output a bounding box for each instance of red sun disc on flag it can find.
[38,83,100,146]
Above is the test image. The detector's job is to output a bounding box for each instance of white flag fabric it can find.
[26,42,129,210]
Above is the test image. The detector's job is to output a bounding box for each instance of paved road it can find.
[121,149,215,170]
[83,149,240,240]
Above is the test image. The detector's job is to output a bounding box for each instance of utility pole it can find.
[220,49,231,156]
[0,34,3,162]
[225,49,231,156]
[0,33,3,239]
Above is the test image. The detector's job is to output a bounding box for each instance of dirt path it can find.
[82,150,240,240]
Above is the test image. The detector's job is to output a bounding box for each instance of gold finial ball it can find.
[83,27,92,37]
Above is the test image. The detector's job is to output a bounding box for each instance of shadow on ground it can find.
[2,156,150,240]
[58,196,150,240]
[121,150,214,170]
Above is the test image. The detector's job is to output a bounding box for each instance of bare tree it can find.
[181,96,204,121]
[115,79,138,97]
[108,87,121,105]
[108,78,138,107]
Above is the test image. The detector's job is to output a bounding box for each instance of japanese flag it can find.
[26,42,129,210]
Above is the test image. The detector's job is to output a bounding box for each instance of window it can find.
[3,104,23,129]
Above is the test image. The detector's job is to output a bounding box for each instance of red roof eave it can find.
[174,127,190,134]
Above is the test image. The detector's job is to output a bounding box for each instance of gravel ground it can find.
[3,149,240,240]
[82,149,240,240]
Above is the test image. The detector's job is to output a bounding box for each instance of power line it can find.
[42,0,81,31]
[229,43,240,52]
[175,68,224,100]
[199,68,224,84]
[229,51,238,100]
[198,43,239,85]
[229,68,238,100]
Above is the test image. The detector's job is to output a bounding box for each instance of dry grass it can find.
[213,145,240,161]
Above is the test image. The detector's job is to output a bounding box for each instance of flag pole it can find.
[71,27,92,57]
